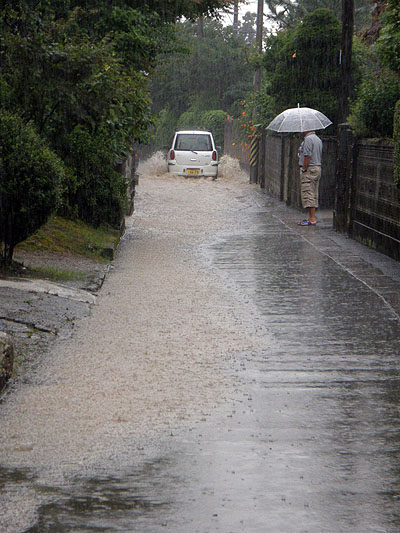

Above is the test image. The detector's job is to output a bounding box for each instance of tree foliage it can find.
[151,19,252,115]
[348,0,400,138]
[348,71,400,137]
[61,126,127,227]
[377,0,400,75]
[150,18,253,148]
[176,108,228,148]
[236,11,257,44]
[0,111,67,265]
[265,0,371,31]
[261,9,342,126]
[0,0,232,262]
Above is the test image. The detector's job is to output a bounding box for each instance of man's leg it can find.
[308,206,316,224]
[300,167,320,225]
[300,172,315,223]
[308,167,321,223]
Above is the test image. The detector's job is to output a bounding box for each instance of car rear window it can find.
[175,134,212,151]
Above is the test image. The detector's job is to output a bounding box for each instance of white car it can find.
[167,130,219,179]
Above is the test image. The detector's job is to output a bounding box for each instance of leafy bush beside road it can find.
[60,126,127,228]
[0,0,231,265]
[176,107,227,150]
[348,72,400,137]
[0,111,67,266]
[201,110,228,150]
[348,0,400,141]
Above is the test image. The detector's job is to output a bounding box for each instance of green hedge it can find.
[348,73,400,137]
[60,126,127,228]
[0,111,66,265]
[177,108,227,149]
[201,110,227,149]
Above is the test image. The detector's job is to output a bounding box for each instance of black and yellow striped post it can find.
[249,131,259,184]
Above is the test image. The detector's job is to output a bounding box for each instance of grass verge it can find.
[27,267,87,283]
[16,216,121,263]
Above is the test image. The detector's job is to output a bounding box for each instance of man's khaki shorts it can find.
[300,166,321,208]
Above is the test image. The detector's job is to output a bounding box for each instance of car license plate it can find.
[187,168,199,175]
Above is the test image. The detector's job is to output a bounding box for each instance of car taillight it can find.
[212,150,217,161]
[170,149,175,160]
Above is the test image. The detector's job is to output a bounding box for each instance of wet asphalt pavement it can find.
[1,163,400,532]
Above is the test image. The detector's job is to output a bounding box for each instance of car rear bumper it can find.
[167,162,218,177]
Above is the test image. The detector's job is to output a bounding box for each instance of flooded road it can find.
[1,155,400,532]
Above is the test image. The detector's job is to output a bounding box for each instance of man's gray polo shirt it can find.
[300,132,322,166]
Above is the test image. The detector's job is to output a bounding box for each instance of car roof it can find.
[175,130,213,135]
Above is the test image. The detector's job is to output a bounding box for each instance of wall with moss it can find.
[394,100,400,187]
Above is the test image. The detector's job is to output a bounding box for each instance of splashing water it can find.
[218,155,249,182]
[138,151,168,178]
[137,151,249,182]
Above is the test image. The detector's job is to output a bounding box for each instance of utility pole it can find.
[335,1,355,231]
[233,0,239,35]
[250,0,264,184]
[339,0,354,123]
[253,0,264,94]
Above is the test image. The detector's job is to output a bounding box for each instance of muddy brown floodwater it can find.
[0,155,267,530]
[1,153,400,532]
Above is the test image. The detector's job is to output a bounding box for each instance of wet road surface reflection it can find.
[2,190,400,531]
[21,461,172,532]
[202,214,400,532]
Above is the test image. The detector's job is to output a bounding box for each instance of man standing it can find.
[298,130,322,226]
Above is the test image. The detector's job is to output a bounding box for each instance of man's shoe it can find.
[297,220,316,226]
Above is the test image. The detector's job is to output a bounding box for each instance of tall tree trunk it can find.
[197,16,204,38]
[233,0,239,34]
[253,0,264,95]
[250,0,264,184]
[339,0,354,123]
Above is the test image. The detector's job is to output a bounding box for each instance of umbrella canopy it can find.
[267,106,332,133]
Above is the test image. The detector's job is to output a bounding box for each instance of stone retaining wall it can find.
[116,148,139,217]
[0,332,14,392]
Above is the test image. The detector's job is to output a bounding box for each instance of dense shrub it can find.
[0,111,66,265]
[176,108,227,149]
[348,72,400,137]
[177,107,203,132]
[152,107,177,150]
[60,126,127,228]
[378,0,400,75]
[394,99,400,186]
[201,110,228,149]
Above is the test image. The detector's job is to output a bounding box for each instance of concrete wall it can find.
[351,140,400,260]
